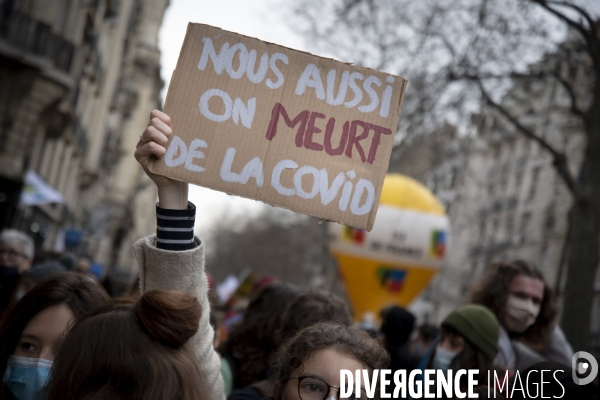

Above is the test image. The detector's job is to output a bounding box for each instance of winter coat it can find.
[540,325,574,366]
[495,326,545,372]
[132,235,225,400]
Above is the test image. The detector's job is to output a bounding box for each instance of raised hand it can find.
[135,109,188,209]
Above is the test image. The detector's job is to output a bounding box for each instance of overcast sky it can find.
[157,1,600,234]
[158,0,307,233]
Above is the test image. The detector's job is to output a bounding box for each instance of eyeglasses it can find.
[288,376,366,400]
[0,249,25,259]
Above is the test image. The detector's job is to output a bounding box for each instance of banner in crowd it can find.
[150,23,407,229]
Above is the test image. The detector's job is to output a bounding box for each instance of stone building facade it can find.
[398,31,600,348]
[0,0,169,276]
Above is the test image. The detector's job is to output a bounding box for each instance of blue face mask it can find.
[432,346,458,371]
[3,355,53,400]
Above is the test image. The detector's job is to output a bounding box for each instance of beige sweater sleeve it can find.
[132,235,225,400]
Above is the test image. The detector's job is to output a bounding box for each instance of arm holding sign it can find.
[135,110,188,211]
[132,110,226,398]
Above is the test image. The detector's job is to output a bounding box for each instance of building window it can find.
[540,242,548,271]
[520,212,531,244]
[528,167,541,200]
[500,177,508,193]
[426,175,436,193]
[446,167,457,189]
[515,172,523,190]
[544,202,556,230]
[105,0,120,19]
[491,218,500,244]
[507,140,515,159]
[505,215,514,242]
[522,140,531,157]
[493,146,501,162]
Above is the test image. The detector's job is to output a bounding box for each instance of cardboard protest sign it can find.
[150,23,407,230]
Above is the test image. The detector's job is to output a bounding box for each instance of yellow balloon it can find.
[379,174,445,215]
[329,174,449,320]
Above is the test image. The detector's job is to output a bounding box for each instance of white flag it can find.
[20,171,64,206]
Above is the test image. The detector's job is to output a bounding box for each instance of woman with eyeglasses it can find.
[268,322,389,400]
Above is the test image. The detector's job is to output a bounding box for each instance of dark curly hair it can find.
[278,290,353,344]
[470,260,557,345]
[269,322,390,398]
[222,284,300,388]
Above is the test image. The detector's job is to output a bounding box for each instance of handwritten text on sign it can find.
[150,24,407,230]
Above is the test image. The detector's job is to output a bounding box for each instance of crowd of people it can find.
[0,110,597,399]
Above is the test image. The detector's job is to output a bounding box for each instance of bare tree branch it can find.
[290,0,600,349]
[550,72,586,118]
[473,79,582,200]
[532,0,596,51]
[547,1,597,33]
[452,69,587,118]
[339,0,363,16]
[507,71,586,118]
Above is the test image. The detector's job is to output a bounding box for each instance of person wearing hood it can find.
[411,323,440,360]
[380,305,418,376]
[471,260,572,371]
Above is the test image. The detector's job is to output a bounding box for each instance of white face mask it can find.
[433,346,458,371]
[505,295,541,333]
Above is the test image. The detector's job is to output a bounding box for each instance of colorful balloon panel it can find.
[333,253,439,318]
[328,174,450,319]
[329,205,449,269]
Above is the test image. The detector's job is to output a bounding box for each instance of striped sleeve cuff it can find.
[156,202,196,251]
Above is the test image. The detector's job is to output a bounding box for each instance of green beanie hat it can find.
[441,304,499,362]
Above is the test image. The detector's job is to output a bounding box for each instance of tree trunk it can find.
[561,68,600,351]
[561,200,600,350]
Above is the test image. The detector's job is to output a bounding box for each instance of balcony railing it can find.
[0,11,75,73]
